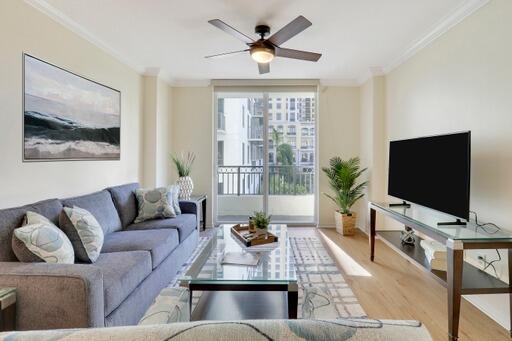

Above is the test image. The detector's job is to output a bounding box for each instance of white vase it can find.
[176,176,194,199]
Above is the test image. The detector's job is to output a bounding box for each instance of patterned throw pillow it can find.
[12,211,75,264]
[134,187,176,223]
[168,185,181,215]
[60,206,104,263]
[24,210,52,225]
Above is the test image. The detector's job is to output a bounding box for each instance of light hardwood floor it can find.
[319,228,509,341]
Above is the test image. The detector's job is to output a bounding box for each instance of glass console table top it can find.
[373,202,512,241]
[180,224,296,284]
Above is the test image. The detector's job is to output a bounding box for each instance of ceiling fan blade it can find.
[208,19,254,44]
[258,63,270,74]
[275,47,322,62]
[267,16,312,46]
[205,49,249,59]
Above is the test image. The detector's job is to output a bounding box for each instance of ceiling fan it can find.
[206,15,322,74]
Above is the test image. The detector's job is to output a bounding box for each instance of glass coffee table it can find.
[179,224,298,318]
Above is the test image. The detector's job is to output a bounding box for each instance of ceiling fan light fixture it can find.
[250,46,274,63]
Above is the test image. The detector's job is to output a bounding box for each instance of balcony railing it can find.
[249,126,263,139]
[217,165,314,195]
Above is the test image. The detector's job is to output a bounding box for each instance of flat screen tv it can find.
[388,131,471,220]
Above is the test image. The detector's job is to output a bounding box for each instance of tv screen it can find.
[388,131,471,220]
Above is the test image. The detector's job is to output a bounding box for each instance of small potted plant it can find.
[250,211,271,231]
[322,157,368,236]
[171,152,196,199]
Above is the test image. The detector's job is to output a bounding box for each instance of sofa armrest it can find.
[179,201,198,216]
[0,262,104,330]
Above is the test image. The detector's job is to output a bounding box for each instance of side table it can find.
[0,288,16,332]
[188,194,207,231]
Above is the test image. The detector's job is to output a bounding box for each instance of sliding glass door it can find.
[267,92,316,223]
[214,88,317,225]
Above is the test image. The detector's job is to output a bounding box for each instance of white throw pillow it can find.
[168,185,181,215]
[13,212,75,264]
[60,206,104,263]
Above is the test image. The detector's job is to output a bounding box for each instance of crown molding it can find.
[382,0,490,74]
[143,67,161,77]
[24,0,145,74]
[319,79,359,87]
[356,67,385,86]
[167,79,212,87]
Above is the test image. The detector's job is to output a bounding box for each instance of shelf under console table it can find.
[368,202,512,341]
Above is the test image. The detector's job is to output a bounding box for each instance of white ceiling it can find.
[28,0,486,85]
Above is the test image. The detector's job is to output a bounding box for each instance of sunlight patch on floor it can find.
[319,230,372,277]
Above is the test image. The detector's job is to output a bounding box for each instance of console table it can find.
[368,202,512,341]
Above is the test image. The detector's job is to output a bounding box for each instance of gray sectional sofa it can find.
[0,183,199,330]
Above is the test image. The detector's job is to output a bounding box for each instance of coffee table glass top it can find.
[180,224,296,285]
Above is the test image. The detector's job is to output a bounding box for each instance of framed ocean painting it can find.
[23,54,121,161]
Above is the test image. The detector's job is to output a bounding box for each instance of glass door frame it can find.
[213,87,319,227]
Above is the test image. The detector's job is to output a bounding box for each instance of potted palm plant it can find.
[322,157,368,236]
[171,152,196,199]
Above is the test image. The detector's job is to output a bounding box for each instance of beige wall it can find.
[318,86,361,227]
[358,77,386,231]
[170,87,214,226]
[141,76,173,188]
[0,0,142,207]
[385,0,512,329]
[142,76,157,187]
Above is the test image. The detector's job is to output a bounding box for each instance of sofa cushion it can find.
[0,199,63,262]
[126,214,196,242]
[61,190,122,234]
[94,251,152,316]
[106,183,140,228]
[102,229,179,269]
[28,199,63,225]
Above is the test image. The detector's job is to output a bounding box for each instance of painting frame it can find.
[22,53,121,162]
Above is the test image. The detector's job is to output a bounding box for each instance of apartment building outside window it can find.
[218,141,224,166]
[218,98,225,130]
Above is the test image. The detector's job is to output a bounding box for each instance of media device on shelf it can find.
[388,131,471,226]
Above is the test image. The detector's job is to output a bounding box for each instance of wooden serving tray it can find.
[231,224,278,247]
